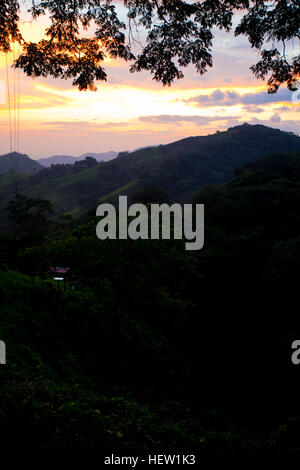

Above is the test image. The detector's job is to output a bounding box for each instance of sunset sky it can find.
[0,5,299,159]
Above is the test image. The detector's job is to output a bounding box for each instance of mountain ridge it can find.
[0,152,43,174]
[0,124,299,217]
[37,151,118,167]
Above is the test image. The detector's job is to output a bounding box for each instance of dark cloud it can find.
[186,88,293,107]
[242,104,265,113]
[42,121,128,129]
[139,114,236,126]
[270,113,281,123]
[274,106,290,112]
[248,116,300,134]
[139,114,300,136]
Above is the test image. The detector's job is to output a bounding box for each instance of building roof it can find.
[49,267,70,275]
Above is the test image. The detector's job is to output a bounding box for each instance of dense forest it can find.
[0,138,300,454]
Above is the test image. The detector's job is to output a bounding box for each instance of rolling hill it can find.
[0,152,43,174]
[1,124,300,217]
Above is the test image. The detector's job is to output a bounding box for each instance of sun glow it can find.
[0,9,298,157]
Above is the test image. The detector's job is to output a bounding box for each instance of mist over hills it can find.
[0,124,299,218]
[0,151,119,173]
[38,151,118,167]
[37,147,159,167]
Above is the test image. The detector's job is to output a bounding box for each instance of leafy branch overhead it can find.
[1,1,299,92]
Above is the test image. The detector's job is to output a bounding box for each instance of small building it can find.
[49,266,71,291]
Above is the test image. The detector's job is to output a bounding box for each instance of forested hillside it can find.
[0,124,299,220]
[1,149,300,453]
[0,152,43,174]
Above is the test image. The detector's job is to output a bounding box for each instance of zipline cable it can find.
[5,53,13,155]
[17,43,21,156]
[16,45,20,193]
[5,41,22,186]
[13,41,17,156]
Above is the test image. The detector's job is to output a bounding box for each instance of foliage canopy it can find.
[0,1,299,92]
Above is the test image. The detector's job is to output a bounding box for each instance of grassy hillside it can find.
[1,124,300,218]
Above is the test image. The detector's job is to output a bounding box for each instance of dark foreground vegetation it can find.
[0,149,300,455]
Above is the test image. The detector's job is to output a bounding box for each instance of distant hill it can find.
[0,152,43,174]
[93,123,300,205]
[0,124,300,217]
[37,148,160,167]
[38,155,78,166]
[38,151,118,167]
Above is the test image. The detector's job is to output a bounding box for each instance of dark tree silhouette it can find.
[7,194,54,234]
[0,1,299,92]
[130,186,170,204]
